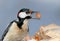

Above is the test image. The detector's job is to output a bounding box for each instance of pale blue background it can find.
[0,0,60,38]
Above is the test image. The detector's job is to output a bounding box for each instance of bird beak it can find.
[29,10,41,19]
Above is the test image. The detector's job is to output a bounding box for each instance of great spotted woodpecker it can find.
[1,8,39,41]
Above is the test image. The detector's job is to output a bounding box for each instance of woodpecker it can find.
[1,8,39,41]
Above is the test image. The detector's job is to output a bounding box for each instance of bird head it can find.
[17,8,41,20]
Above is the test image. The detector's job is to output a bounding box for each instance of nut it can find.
[36,12,41,19]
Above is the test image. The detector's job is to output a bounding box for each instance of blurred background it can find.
[0,0,60,38]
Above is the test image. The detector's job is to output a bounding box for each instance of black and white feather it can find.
[0,8,37,41]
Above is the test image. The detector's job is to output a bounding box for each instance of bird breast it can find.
[3,22,28,41]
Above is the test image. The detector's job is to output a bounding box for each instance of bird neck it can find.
[17,18,29,30]
[16,18,25,29]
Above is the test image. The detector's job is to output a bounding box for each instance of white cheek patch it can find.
[19,12,31,18]
[19,12,27,18]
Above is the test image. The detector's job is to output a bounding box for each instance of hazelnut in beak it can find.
[35,12,41,19]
